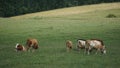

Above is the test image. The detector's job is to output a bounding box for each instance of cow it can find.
[85,39,106,55]
[15,43,26,52]
[66,40,73,52]
[26,38,39,52]
[77,39,86,52]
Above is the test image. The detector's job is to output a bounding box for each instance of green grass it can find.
[0,3,120,68]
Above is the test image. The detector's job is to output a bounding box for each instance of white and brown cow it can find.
[85,39,106,55]
[26,38,39,52]
[66,40,73,52]
[77,39,86,51]
[15,43,26,52]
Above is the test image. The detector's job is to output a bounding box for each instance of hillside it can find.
[0,2,120,68]
[11,2,120,19]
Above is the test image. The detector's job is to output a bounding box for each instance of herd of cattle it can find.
[66,39,106,55]
[15,38,38,52]
[15,38,106,55]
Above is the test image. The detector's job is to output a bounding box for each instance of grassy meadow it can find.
[0,3,120,68]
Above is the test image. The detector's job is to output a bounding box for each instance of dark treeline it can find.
[0,0,120,17]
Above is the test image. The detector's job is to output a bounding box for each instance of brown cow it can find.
[26,38,39,52]
[15,43,26,52]
[66,40,73,52]
[85,39,106,55]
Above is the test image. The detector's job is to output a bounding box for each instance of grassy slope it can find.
[11,2,120,19]
[0,3,120,68]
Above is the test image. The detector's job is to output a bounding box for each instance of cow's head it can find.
[101,46,106,54]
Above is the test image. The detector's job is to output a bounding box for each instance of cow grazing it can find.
[15,43,26,52]
[66,40,73,52]
[26,38,39,52]
[85,39,106,55]
[77,39,86,51]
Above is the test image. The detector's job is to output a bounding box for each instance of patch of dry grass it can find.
[11,2,120,19]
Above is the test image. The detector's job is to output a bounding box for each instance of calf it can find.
[85,39,106,55]
[66,40,73,52]
[77,39,86,51]
[15,43,26,52]
[26,38,39,52]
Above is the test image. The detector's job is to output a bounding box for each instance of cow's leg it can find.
[32,48,35,52]
[77,46,80,51]
[96,48,100,54]
[84,48,87,54]
[87,50,90,55]
[32,44,36,52]
[66,47,69,52]
[27,46,32,52]
[29,46,33,52]
[84,48,86,54]
[87,48,90,55]
[87,46,92,55]
[84,45,88,54]
[77,46,81,53]
[26,46,30,52]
